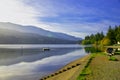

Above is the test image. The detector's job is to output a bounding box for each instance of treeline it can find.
[82,25,120,46]
[82,32,104,45]
[107,26,120,45]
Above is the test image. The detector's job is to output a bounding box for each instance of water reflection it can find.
[0,48,78,65]
[84,46,102,53]
[0,47,87,80]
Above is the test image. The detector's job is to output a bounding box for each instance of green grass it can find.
[77,54,95,80]
[109,56,118,61]
[115,51,120,55]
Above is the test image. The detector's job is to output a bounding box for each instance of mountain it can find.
[0,22,82,44]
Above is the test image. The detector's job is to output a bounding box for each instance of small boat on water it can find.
[42,48,50,51]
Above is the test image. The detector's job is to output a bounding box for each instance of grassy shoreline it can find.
[40,51,120,80]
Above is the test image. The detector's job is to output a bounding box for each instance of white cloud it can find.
[70,32,90,39]
[0,0,65,32]
[0,0,58,33]
[0,0,39,26]
[0,0,119,38]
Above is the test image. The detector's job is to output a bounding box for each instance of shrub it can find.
[109,56,118,61]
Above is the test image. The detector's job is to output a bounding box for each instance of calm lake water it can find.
[0,44,88,80]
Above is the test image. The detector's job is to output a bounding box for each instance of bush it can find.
[109,56,118,61]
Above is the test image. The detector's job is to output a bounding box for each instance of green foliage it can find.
[115,25,120,42]
[99,37,111,51]
[100,37,111,46]
[82,40,91,45]
[84,46,101,53]
[107,26,116,44]
[82,32,104,45]
[107,25,120,44]
[82,25,120,46]
[109,56,118,61]
[116,34,120,42]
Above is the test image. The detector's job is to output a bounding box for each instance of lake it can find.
[0,44,88,80]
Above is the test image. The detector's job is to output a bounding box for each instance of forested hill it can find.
[0,28,77,44]
[0,22,82,44]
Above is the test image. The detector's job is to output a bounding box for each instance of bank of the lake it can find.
[40,55,90,80]
[41,52,120,80]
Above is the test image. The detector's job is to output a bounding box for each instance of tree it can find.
[101,37,111,46]
[107,26,117,44]
[116,26,120,42]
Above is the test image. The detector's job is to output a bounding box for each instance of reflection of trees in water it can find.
[84,46,101,53]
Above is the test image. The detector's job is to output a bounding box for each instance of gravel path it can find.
[86,54,120,80]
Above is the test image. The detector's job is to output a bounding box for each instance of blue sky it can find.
[0,0,120,38]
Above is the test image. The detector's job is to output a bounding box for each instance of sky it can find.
[0,0,120,38]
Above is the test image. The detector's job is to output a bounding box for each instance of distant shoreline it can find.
[0,44,82,49]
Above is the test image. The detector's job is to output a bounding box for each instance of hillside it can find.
[0,22,82,44]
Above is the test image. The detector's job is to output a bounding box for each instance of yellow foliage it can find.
[99,37,111,51]
[101,37,111,46]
